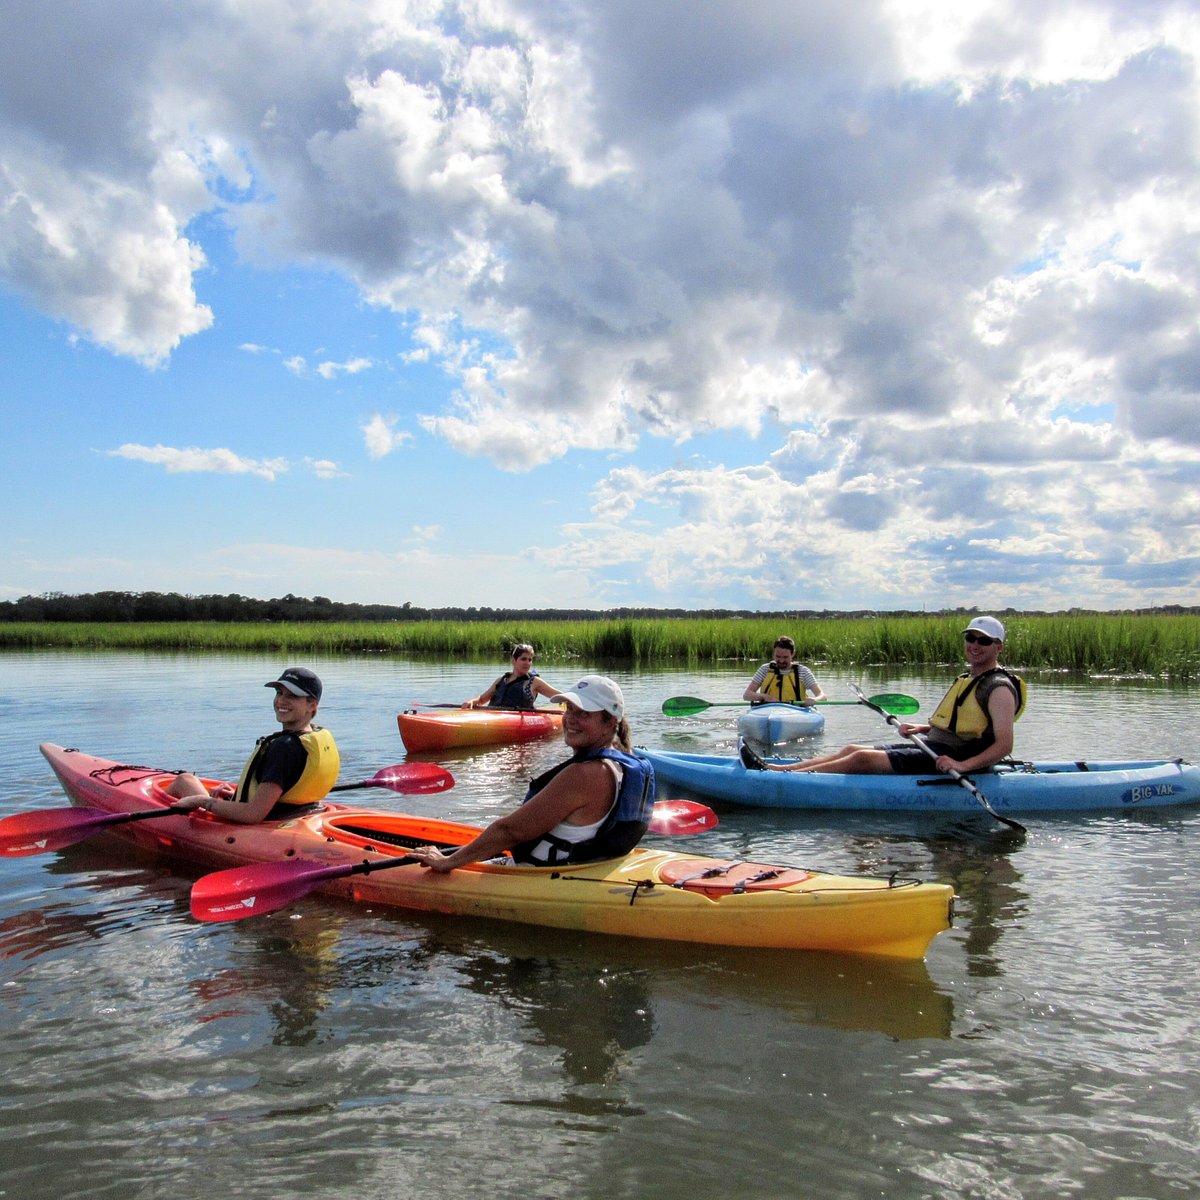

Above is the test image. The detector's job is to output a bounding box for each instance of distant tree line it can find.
[0,590,797,623]
[0,591,1195,624]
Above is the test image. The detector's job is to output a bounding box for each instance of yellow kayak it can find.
[38,744,953,960]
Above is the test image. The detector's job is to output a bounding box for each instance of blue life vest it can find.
[510,748,656,865]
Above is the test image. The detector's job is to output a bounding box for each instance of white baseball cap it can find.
[550,675,624,719]
[963,616,1005,641]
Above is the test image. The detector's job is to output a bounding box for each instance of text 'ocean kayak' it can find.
[34,744,953,959]
[640,749,1200,814]
[398,706,564,752]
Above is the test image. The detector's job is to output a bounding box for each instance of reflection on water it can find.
[194,922,345,1047]
[459,953,655,1089]
[3,650,1200,1200]
[835,826,1028,980]
[361,909,956,1049]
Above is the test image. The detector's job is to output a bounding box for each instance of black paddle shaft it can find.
[849,685,1027,836]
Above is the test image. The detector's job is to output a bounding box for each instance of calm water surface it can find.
[1,651,1198,1199]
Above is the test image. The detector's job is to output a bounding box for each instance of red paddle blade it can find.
[0,807,129,857]
[648,800,718,836]
[332,763,455,794]
[371,763,454,793]
[190,858,350,923]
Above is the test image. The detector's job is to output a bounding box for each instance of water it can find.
[2,650,1199,1199]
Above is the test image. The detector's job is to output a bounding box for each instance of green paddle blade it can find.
[662,695,718,716]
[662,692,919,718]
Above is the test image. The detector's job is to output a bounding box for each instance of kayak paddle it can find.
[647,798,718,835]
[849,684,1027,837]
[331,763,455,794]
[190,798,720,923]
[0,762,456,858]
[662,692,919,718]
[0,802,202,857]
[405,702,564,713]
[192,854,424,922]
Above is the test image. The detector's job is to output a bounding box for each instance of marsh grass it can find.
[3,613,1199,677]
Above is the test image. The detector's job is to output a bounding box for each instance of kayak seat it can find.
[335,823,459,852]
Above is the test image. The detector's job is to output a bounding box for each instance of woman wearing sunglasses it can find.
[744,616,1026,775]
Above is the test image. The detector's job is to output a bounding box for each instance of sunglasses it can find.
[963,632,998,646]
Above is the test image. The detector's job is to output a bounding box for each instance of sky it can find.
[2,0,1199,612]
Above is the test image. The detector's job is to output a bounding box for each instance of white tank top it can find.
[527,760,623,858]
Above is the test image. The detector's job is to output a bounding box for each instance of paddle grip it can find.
[350,854,420,877]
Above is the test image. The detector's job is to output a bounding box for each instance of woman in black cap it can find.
[165,668,340,823]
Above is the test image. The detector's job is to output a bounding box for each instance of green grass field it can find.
[3,613,1199,677]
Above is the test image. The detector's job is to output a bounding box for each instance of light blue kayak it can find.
[736,702,825,746]
[640,749,1200,814]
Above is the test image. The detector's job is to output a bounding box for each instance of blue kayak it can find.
[736,703,825,746]
[639,749,1200,814]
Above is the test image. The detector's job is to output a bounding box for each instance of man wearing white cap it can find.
[166,668,340,822]
[410,674,656,870]
[748,618,1026,776]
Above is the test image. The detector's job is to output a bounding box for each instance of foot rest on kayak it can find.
[738,738,769,771]
[660,860,812,895]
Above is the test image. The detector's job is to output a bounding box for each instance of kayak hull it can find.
[398,707,563,751]
[737,703,825,746]
[37,743,952,959]
[640,749,1200,814]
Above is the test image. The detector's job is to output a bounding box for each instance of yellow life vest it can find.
[760,664,806,704]
[234,727,340,807]
[930,669,1026,740]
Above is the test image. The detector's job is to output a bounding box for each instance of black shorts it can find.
[883,743,953,775]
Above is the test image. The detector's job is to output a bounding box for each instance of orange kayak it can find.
[35,744,953,959]
[397,706,564,752]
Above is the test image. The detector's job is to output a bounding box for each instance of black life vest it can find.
[489,670,537,710]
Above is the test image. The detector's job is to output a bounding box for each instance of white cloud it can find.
[4,1,1200,606]
[316,356,373,379]
[884,0,1200,90]
[361,413,413,459]
[537,419,1200,608]
[0,155,212,366]
[305,457,347,479]
[107,443,287,480]
[7,2,1198,444]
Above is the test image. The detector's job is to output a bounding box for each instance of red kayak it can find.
[397,706,564,752]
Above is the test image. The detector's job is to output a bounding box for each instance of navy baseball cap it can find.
[266,667,323,701]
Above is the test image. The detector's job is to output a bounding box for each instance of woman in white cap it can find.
[409,674,656,871]
[746,617,1026,776]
